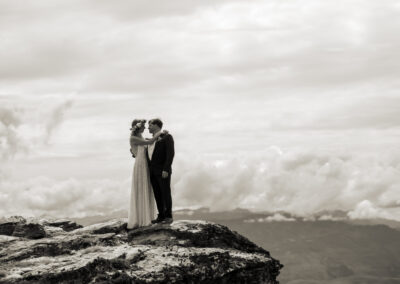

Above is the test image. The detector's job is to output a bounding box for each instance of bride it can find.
[127,119,166,229]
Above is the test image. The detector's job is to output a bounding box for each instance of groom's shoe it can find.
[151,217,164,224]
[162,217,173,224]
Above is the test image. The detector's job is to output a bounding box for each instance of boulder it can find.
[12,223,46,239]
[45,220,83,232]
[0,217,27,236]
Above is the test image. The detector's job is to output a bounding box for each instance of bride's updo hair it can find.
[130,119,146,136]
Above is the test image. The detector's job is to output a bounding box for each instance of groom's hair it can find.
[150,118,163,129]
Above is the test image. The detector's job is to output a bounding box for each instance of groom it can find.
[147,118,175,224]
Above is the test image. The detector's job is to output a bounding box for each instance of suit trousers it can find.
[150,171,172,219]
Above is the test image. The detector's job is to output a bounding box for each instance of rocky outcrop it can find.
[0,217,83,240]
[0,218,282,283]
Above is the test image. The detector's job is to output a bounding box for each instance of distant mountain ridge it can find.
[69,207,400,230]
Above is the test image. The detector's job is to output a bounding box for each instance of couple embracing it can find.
[127,118,174,229]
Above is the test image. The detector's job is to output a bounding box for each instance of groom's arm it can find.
[163,134,175,173]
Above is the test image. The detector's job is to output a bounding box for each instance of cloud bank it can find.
[2,147,399,220]
[0,176,129,218]
[173,149,400,221]
[0,96,399,220]
[1,139,399,220]
[0,0,399,220]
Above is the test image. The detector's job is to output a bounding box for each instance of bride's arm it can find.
[130,136,156,146]
[129,130,167,146]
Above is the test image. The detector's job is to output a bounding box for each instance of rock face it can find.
[0,218,282,283]
[0,217,83,240]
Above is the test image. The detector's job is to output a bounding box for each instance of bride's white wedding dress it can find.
[127,144,156,229]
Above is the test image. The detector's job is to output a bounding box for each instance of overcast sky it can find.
[1,0,399,220]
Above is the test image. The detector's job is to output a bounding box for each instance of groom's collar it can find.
[153,130,162,137]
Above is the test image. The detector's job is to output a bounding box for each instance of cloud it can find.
[44,100,73,142]
[348,200,400,221]
[1,144,399,220]
[172,149,400,219]
[0,176,130,218]
[306,96,400,130]
[85,0,241,21]
[317,215,346,221]
[1,94,399,220]
[0,107,25,160]
[0,0,239,25]
[1,0,399,96]
[0,0,399,221]
[244,213,296,223]
[0,99,73,162]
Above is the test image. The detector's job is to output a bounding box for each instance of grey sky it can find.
[0,0,399,219]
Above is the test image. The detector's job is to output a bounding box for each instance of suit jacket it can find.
[147,133,174,175]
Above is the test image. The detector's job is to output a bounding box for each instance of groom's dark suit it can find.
[147,133,174,220]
